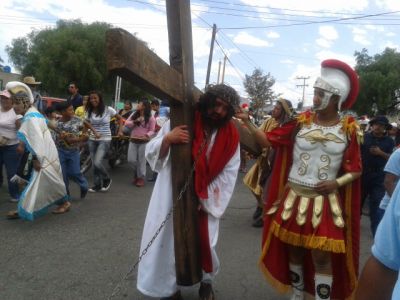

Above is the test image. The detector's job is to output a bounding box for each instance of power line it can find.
[217,10,400,29]
[217,30,258,68]
[196,0,371,16]
[190,3,367,19]
[214,39,245,83]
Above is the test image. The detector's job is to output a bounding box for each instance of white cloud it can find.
[240,0,368,14]
[316,38,332,48]
[233,31,273,47]
[381,41,400,51]
[266,31,280,39]
[281,59,295,64]
[315,26,338,49]
[376,0,400,10]
[386,32,396,37]
[315,50,356,67]
[351,27,371,46]
[319,26,338,40]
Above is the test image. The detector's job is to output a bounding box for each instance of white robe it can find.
[137,120,240,298]
[17,107,67,220]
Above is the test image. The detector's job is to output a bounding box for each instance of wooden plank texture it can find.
[166,0,202,286]
[106,28,184,102]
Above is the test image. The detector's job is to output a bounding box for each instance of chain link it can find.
[108,137,207,300]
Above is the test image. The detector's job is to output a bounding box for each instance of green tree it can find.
[5,19,148,101]
[353,48,400,115]
[243,68,276,122]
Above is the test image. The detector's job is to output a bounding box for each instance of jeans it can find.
[127,142,147,179]
[0,144,20,199]
[362,172,386,237]
[88,140,110,187]
[58,148,88,196]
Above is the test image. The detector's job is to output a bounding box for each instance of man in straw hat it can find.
[236,59,362,300]
[23,76,46,113]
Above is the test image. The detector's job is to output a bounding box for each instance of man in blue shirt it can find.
[356,180,400,300]
[361,115,394,236]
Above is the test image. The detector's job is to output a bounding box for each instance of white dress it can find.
[137,120,240,297]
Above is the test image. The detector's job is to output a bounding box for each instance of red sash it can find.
[192,111,239,272]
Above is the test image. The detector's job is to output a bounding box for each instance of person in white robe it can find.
[6,81,68,220]
[137,84,241,300]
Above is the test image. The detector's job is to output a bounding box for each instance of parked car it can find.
[42,96,66,108]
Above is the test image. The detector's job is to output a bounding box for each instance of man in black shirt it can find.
[361,115,394,236]
[67,82,83,110]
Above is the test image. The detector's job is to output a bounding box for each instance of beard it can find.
[202,112,230,129]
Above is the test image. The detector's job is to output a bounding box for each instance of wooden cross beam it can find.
[106,0,261,286]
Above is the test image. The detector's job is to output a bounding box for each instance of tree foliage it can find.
[243,68,276,121]
[353,48,400,115]
[5,19,148,101]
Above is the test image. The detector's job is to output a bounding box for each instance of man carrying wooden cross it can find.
[137,84,241,300]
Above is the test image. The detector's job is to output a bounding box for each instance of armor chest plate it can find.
[288,122,347,187]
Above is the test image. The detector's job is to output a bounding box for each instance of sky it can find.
[1,0,400,107]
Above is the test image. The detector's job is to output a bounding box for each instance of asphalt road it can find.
[0,162,373,300]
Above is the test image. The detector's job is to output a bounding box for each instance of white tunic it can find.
[137,120,240,298]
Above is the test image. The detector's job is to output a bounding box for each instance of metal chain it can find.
[108,137,208,300]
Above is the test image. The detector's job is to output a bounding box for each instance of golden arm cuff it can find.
[336,173,355,187]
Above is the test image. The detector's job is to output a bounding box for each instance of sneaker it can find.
[9,198,19,203]
[80,188,88,199]
[88,185,101,193]
[101,178,112,192]
[136,178,145,187]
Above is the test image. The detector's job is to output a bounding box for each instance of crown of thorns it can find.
[205,84,240,108]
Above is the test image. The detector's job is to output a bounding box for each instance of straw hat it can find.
[23,76,41,85]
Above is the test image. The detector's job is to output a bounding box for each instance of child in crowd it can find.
[75,95,88,119]
[52,101,98,214]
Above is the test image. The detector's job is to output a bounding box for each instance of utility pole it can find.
[205,24,217,88]
[114,76,122,109]
[217,60,221,84]
[221,55,227,84]
[296,76,310,109]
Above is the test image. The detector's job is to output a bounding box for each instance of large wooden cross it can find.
[106,0,260,286]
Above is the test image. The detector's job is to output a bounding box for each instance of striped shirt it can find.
[86,106,116,141]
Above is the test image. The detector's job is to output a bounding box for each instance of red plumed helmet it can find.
[314,59,359,110]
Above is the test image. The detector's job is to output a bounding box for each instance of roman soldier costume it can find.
[259,60,362,300]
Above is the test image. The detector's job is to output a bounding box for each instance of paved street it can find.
[0,162,373,300]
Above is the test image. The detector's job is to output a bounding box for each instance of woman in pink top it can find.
[125,99,155,187]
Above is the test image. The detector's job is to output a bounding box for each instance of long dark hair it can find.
[132,99,152,124]
[196,91,235,128]
[87,90,105,118]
